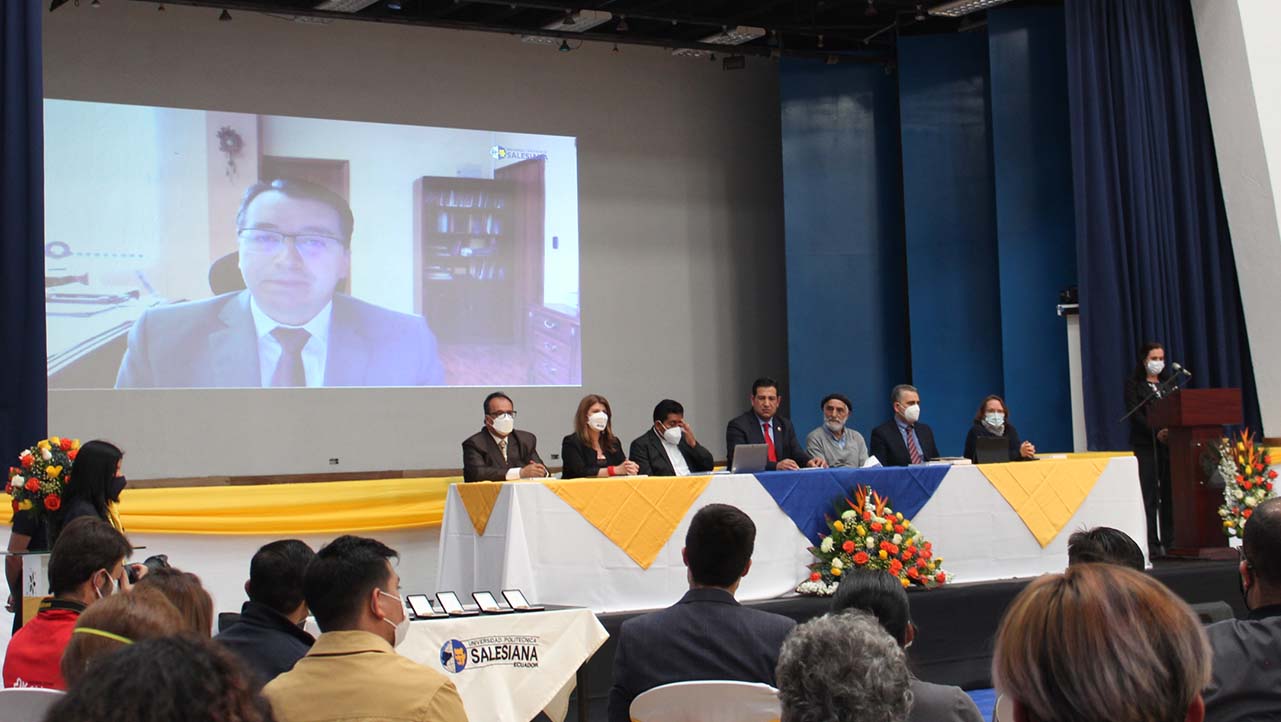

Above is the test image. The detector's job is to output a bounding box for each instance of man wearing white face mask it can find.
[869,384,940,467]
[462,391,548,482]
[263,535,467,722]
[805,393,869,468]
[629,399,716,477]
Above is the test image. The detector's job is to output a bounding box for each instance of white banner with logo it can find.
[398,608,608,722]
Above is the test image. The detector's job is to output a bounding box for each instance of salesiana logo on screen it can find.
[440,635,541,673]
[490,145,547,161]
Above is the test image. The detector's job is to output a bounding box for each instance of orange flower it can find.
[889,559,903,575]
[853,551,870,565]
[59,438,73,451]
[870,522,883,532]
[842,540,856,554]
[1244,481,1254,490]
[809,571,821,582]
[67,449,78,461]
[907,567,920,579]
[1244,509,1254,519]
[863,511,872,522]
[44,495,61,512]
[894,524,905,534]
[1270,470,1278,480]
[24,477,39,493]
[934,572,947,584]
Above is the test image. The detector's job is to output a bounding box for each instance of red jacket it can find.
[2,600,84,689]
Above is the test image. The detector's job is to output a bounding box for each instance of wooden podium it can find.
[1149,388,1243,557]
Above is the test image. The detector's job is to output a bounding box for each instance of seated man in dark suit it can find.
[461,391,548,482]
[869,384,940,466]
[607,504,797,722]
[629,399,715,477]
[116,178,445,388]
[1203,497,1281,722]
[726,377,827,471]
[215,540,316,690]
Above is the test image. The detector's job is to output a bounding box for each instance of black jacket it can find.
[461,428,544,483]
[962,420,1027,463]
[869,419,940,467]
[607,588,796,722]
[215,601,315,689]
[1124,371,1174,448]
[628,429,715,476]
[561,433,625,479]
[1203,604,1281,722]
[725,411,810,471]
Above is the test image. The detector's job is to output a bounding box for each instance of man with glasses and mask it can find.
[461,391,547,482]
[3,517,133,689]
[870,384,939,467]
[628,399,715,477]
[805,393,869,468]
[116,178,445,388]
[263,535,466,722]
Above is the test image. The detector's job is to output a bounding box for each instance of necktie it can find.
[270,327,311,387]
[499,437,509,464]
[906,426,924,465]
[762,422,777,463]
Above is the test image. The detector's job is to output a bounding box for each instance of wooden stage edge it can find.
[127,468,468,489]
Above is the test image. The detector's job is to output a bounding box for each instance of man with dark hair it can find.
[461,391,547,482]
[3,517,132,689]
[607,504,796,721]
[216,539,317,688]
[1066,526,1145,570]
[870,384,940,466]
[1203,497,1281,721]
[263,535,466,722]
[806,393,870,468]
[628,399,715,477]
[116,178,445,388]
[726,377,826,471]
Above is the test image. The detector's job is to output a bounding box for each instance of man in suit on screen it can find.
[115,178,445,388]
[869,384,940,466]
[628,399,715,477]
[461,391,547,482]
[607,504,797,722]
[726,377,827,471]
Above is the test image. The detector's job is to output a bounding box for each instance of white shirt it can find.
[489,430,523,481]
[249,297,333,388]
[656,428,692,477]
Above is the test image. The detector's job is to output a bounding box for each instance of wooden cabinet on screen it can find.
[526,305,581,385]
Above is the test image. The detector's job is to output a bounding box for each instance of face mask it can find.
[378,591,410,648]
[1146,360,1165,376]
[983,413,1005,431]
[491,413,515,436]
[94,570,119,600]
[108,475,127,502]
[902,404,921,424]
[824,419,845,433]
[662,426,683,445]
[587,411,609,432]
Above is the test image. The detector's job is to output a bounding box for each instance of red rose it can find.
[1257,464,1265,473]
[59,438,73,451]
[853,551,870,565]
[917,558,928,569]
[20,456,32,469]
[934,572,947,584]
[1269,470,1277,480]
[888,544,899,556]
[902,548,915,560]
[863,511,872,522]
[871,522,883,532]
[24,478,39,493]
[1244,509,1254,519]
[809,571,821,582]
[67,449,78,461]
[924,541,932,550]
[894,524,905,534]
[44,495,61,512]
[1244,481,1254,490]
[889,559,903,574]
[1268,482,1275,492]
[907,567,920,579]
[842,540,856,554]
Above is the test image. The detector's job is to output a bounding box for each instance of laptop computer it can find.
[731,443,770,473]
[974,437,1011,465]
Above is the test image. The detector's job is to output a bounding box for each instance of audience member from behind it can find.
[608,504,797,722]
[776,610,912,722]
[1203,496,1281,721]
[135,566,215,638]
[2,517,132,689]
[60,587,185,688]
[831,570,981,722]
[993,564,1210,722]
[47,636,276,722]
[48,440,127,547]
[263,535,467,722]
[1066,526,1146,570]
[806,393,869,468]
[217,540,317,688]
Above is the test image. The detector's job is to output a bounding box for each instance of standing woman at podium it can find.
[1125,342,1173,553]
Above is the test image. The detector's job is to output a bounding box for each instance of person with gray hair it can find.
[869,384,939,467]
[776,610,913,722]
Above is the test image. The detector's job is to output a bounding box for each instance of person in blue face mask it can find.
[962,395,1036,464]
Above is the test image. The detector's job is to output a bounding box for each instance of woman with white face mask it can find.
[962,395,1036,464]
[1124,341,1173,554]
[561,394,640,479]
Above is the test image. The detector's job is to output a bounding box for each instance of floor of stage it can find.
[565,558,1244,722]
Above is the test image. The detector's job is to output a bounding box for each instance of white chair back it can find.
[0,687,66,722]
[629,680,781,722]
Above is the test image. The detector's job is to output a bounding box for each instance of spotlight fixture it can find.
[540,9,610,32]
[562,10,575,26]
[90,0,100,7]
[558,39,571,52]
[386,1,402,9]
[915,4,926,21]
[219,8,231,20]
[865,0,877,17]
[698,25,767,46]
[928,0,1016,17]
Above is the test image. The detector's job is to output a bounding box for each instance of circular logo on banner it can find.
[440,639,468,673]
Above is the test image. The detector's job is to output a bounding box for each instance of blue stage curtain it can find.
[0,3,47,461]
[1065,0,1260,450]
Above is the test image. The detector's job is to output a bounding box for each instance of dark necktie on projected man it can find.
[271,327,311,387]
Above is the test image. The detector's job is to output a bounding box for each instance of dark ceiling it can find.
[85,0,1018,61]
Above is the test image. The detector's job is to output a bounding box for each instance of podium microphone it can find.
[1171,362,1192,378]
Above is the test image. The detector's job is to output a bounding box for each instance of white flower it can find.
[832,557,844,569]
[841,510,857,521]
[865,537,876,549]
[1246,496,1259,508]
[892,533,903,545]
[820,537,834,553]
[1235,489,1245,500]
[40,448,52,461]
[9,475,23,489]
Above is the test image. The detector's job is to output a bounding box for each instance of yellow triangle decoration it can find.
[544,476,712,569]
[978,458,1111,547]
[456,482,505,536]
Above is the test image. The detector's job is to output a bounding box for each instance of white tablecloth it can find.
[437,457,1146,613]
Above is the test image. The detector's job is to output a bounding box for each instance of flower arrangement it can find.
[796,485,951,596]
[1215,429,1276,538]
[7,437,80,518]
[216,126,244,178]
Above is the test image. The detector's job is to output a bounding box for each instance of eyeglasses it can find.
[238,228,345,259]
[487,411,518,418]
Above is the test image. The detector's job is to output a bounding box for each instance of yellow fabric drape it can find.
[6,476,457,535]
[543,476,712,569]
[456,482,505,536]
[978,458,1112,547]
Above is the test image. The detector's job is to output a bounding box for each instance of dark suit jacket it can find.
[628,429,715,476]
[115,291,445,388]
[962,421,1027,463]
[725,411,810,471]
[461,429,543,483]
[1203,605,1281,722]
[869,419,939,467]
[215,601,315,690]
[1124,371,1174,448]
[909,678,984,722]
[561,434,625,480]
[607,588,796,722]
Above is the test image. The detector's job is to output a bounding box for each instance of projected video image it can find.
[44,100,581,389]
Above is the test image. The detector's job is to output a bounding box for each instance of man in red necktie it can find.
[726,377,829,472]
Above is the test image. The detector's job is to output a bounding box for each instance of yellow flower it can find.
[878,550,888,560]
[831,567,843,577]
[18,500,32,510]
[855,525,867,536]
[896,512,904,521]
[900,577,911,587]
[49,436,61,446]
[833,521,845,533]
[45,465,63,481]
[71,439,81,450]
[902,520,911,529]
[37,440,50,450]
